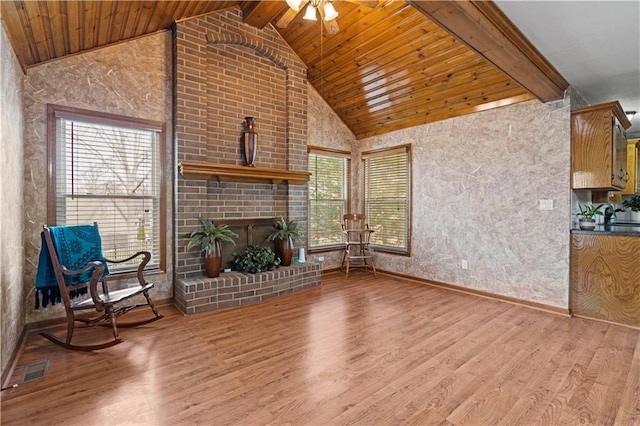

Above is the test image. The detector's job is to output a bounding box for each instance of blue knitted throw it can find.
[35,224,110,309]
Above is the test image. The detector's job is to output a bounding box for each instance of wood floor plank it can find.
[1,271,639,425]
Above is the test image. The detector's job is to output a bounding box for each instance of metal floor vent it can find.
[21,359,49,383]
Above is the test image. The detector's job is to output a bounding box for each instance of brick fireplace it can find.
[174,9,319,313]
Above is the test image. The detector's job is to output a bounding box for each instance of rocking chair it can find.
[37,223,163,351]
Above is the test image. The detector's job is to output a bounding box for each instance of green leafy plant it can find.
[232,245,280,273]
[578,204,605,220]
[186,218,238,255]
[623,195,640,212]
[265,216,304,243]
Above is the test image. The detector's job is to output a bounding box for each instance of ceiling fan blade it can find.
[318,5,340,34]
[276,1,308,29]
[344,0,379,8]
[323,18,340,34]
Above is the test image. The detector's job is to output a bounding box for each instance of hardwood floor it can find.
[2,272,639,425]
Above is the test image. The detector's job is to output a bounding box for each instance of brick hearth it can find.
[174,263,321,314]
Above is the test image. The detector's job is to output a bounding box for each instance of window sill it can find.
[103,267,165,281]
[371,246,410,256]
[308,245,344,254]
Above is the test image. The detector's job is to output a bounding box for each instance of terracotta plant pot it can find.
[204,240,222,278]
[278,238,293,266]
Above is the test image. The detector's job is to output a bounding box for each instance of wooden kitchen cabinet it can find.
[571,233,640,327]
[572,101,631,190]
[622,138,640,194]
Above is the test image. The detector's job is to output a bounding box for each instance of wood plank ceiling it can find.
[1,0,568,139]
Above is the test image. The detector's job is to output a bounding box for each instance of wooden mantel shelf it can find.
[178,161,310,185]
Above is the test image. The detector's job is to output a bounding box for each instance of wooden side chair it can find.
[341,214,377,279]
[37,223,163,351]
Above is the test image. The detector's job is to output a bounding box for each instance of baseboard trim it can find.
[572,314,640,330]
[377,269,571,316]
[1,325,28,390]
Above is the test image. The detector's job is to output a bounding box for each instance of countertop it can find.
[571,221,640,237]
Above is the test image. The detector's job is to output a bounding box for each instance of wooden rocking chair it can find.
[38,223,163,351]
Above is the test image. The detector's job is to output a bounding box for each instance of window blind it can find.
[363,145,410,253]
[53,114,163,272]
[308,149,350,248]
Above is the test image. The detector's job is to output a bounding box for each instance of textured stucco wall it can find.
[0,21,25,377]
[355,99,571,308]
[306,85,356,270]
[22,32,174,323]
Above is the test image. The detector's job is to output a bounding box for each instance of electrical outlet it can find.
[461,259,468,269]
[539,199,554,210]
[317,256,325,262]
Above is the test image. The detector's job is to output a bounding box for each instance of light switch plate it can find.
[539,199,554,210]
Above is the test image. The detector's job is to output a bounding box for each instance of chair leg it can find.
[106,305,119,340]
[143,290,161,318]
[345,247,350,279]
[65,309,75,345]
[367,247,377,277]
[340,248,347,272]
[40,307,124,352]
[114,290,164,327]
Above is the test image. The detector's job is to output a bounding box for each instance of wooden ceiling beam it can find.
[240,0,287,29]
[408,0,569,103]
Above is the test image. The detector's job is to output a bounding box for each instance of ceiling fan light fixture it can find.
[286,0,304,12]
[303,4,318,21]
[323,2,339,21]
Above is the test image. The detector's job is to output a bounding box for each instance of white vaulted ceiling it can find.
[495,0,640,136]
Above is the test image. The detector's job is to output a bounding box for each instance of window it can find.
[47,105,166,272]
[362,144,411,255]
[308,147,350,250]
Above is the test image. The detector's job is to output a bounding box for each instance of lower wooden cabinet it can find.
[571,233,640,327]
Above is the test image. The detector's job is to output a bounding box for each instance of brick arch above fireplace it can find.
[206,36,288,71]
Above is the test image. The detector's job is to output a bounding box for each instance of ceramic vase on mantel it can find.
[242,117,257,167]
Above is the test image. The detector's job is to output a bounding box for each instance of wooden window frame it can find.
[362,144,412,256]
[307,146,351,253]
[47,104,167,273]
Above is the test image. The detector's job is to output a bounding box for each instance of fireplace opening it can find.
[221,218,277,269]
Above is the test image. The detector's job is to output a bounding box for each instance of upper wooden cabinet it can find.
[571,101,631,190]
[622,138,640,194]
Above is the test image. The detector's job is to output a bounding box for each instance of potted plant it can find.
[232,246,280,273]
[577,204,604,230]
[265,216,304,266]
[623,195,640,222]
[186,218,238,278]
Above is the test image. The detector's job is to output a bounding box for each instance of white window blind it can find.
[308,148,350,249]
[50,106,164,272]
[363,145,411,254]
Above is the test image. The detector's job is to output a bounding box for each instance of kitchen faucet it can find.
[604,205,624,224]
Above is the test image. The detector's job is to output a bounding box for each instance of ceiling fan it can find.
[277,0,378,34]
